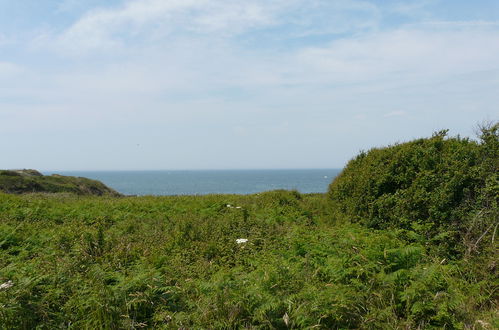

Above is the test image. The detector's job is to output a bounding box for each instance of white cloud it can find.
[34,0,383,56]
[56,0,85,13]
[418,20,499,28]
[275,0,380,37]
[294,25,499,85]
[46,0,274,55]
[0,62,25,80]
[15,21,499,123]
[384,111,406,117]
[16,15,499,118]
[387,0,434,18]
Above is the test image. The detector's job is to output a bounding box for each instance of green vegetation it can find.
[328,124,498,258]
[0,125,497,329]
[0,170,121,196]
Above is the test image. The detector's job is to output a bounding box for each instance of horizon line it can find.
[38,167,344,173]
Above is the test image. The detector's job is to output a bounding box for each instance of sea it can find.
[46,169,342,196]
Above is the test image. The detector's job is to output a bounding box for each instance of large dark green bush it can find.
[328,123,498,256]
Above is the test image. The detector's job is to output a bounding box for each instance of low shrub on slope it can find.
[0,170,121,196]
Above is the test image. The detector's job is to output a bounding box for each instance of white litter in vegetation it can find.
[236,238,248,244]
[0,280,13,290]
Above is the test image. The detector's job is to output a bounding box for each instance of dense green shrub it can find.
[328,123,498,257]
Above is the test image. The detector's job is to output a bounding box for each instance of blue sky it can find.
[1,0,498,170]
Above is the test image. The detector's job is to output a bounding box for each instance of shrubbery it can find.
[1,192,494,328]
[328,123,498,258]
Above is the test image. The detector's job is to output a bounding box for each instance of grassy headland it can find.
[0,170,121,196]
[0,124,497,329]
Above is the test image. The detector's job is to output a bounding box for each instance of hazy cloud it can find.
[384,111,406,117]
[0,61,24,76]
[34,0,383,56]
[1,0,498,170]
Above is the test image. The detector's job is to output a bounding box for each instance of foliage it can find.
[0,190,496,328]
[0,170,121,196]
[328,123,498,258]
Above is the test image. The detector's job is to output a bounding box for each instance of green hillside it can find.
[0,170,121,196]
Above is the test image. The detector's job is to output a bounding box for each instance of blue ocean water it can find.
[46,169,341,196]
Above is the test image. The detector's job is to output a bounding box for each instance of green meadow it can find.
[0,124,497,329]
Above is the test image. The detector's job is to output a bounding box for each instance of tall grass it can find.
[0,190,496,328]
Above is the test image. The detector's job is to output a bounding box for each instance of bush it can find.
[328,123,498,257]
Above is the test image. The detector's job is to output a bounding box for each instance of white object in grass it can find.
[0,280,13,290]
[236,238,248,244]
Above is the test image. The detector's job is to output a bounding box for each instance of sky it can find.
[1,0,498,171]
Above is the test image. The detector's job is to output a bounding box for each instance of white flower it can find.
[283,312,290,327]
[0,280,13,290]
[226,204,232,208]
[236,238,248,244]
[235,206,242,209]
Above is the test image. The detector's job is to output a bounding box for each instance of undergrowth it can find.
[0,190,496,328]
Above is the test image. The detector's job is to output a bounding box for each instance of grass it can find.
[0,191,496,329]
